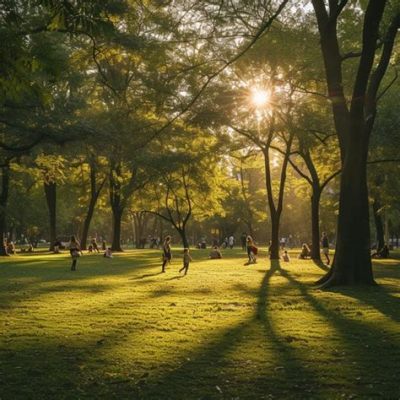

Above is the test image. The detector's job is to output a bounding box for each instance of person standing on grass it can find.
[69,235,81,271]
[91,237,100,253]
[321,232,330,265]
[228,235,234,249]
[179,248,192,275]
[161,235,172,273]
[241,232,247,250]
[245,235,257,265]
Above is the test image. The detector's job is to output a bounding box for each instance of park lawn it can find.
[0,248,399,400]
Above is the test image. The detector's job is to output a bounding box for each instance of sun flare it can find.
[251,88,270,107]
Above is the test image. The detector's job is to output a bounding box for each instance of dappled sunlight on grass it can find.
[0,249,399,399]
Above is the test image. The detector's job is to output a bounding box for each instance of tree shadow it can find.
[137,259,324,399]
[312,259,330,272]
[279,269,400,397]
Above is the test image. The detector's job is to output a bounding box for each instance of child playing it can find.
[282,250,290,262]
[179,248,192,275]
[245,236,257,265]
[103,247,113,258]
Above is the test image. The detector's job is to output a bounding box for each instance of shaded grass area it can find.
[0,248,399,399]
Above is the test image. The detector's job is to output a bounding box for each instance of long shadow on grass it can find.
[139,261,324,399]
[280,269,400,398]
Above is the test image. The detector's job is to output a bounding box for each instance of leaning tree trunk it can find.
[0,166,10,256]
[318,134,374,286]
[310,186,322,260]
[372,197,385,251]
[44,181,57,251]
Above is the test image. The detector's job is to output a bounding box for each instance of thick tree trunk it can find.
[44,181,56,252]
[372,197,385,251]
[111,207,123,252]
[81,197,96,250]
[318,136,374,287]
[311,187,321,260]
[0,166,10,256]
[269,214,280,259]
[178,228,189,248]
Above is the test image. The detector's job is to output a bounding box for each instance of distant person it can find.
[69,236,81,271]
[91,238,100,253]
[228,235,234,249]
[282,250,290,262]
[280,237,286,250]
[209,246,222,259]
[241,232,247,250]
[27,243,34,253]
[101,240,107,251]
[299,243,311,259]
[321,232,330,265]
[221,237,228,249]
[245,235,257,265]
[372,244,389,259]
[6,240,16,254]
[179,248,192,275]
[103,247,113,258]
[53,239,62,254]
[161,236,172,273]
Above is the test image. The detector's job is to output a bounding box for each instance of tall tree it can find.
[310,1,400,286]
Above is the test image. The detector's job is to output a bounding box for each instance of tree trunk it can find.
[178,228,189,248]
[0,166,10,256]
[318,135,374,286]
[44,181,56,251]
[269,214,280,259]
[372,197,384,251]
[111,207,123,252]
[311,186,321,260]
[81,197,96,250]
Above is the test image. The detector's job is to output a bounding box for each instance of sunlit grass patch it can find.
[0,248,399,399]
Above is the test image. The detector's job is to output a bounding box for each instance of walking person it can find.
[321,232,330,265]
[245,235,257,265]
[91,237,100,253]
[179,248,192,275]
[161,236,172,273]
[69,235,81,271]
[241,232,247,250]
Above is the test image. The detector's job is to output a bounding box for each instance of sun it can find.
[251,88,270,107]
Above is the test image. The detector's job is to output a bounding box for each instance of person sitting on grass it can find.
[27,243,34,252]
[53,239,62,254]
[103,247,113,258]
[179,248,192,275]
[282,250,290,262]
[161,236,172,273]
[372,244,389,259]
[299,243,311,259]
[6,240,16,255]
[69,236,81,271]
[245,236,257,265]
[209,246,222,259]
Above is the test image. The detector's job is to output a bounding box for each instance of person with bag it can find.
[69,235,81,271]
[245,235,257,265]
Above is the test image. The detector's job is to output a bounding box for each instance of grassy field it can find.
[0,248,399,400]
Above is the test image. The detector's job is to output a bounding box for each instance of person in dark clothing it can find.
[321,232,330,265]
[161,236,172,272]
[91,238,100,253]
[241,233,247,250]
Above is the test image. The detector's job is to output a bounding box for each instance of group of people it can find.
[2,239,34,255]
[67,236,113,271]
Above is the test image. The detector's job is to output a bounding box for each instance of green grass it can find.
[0,248,399,399]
